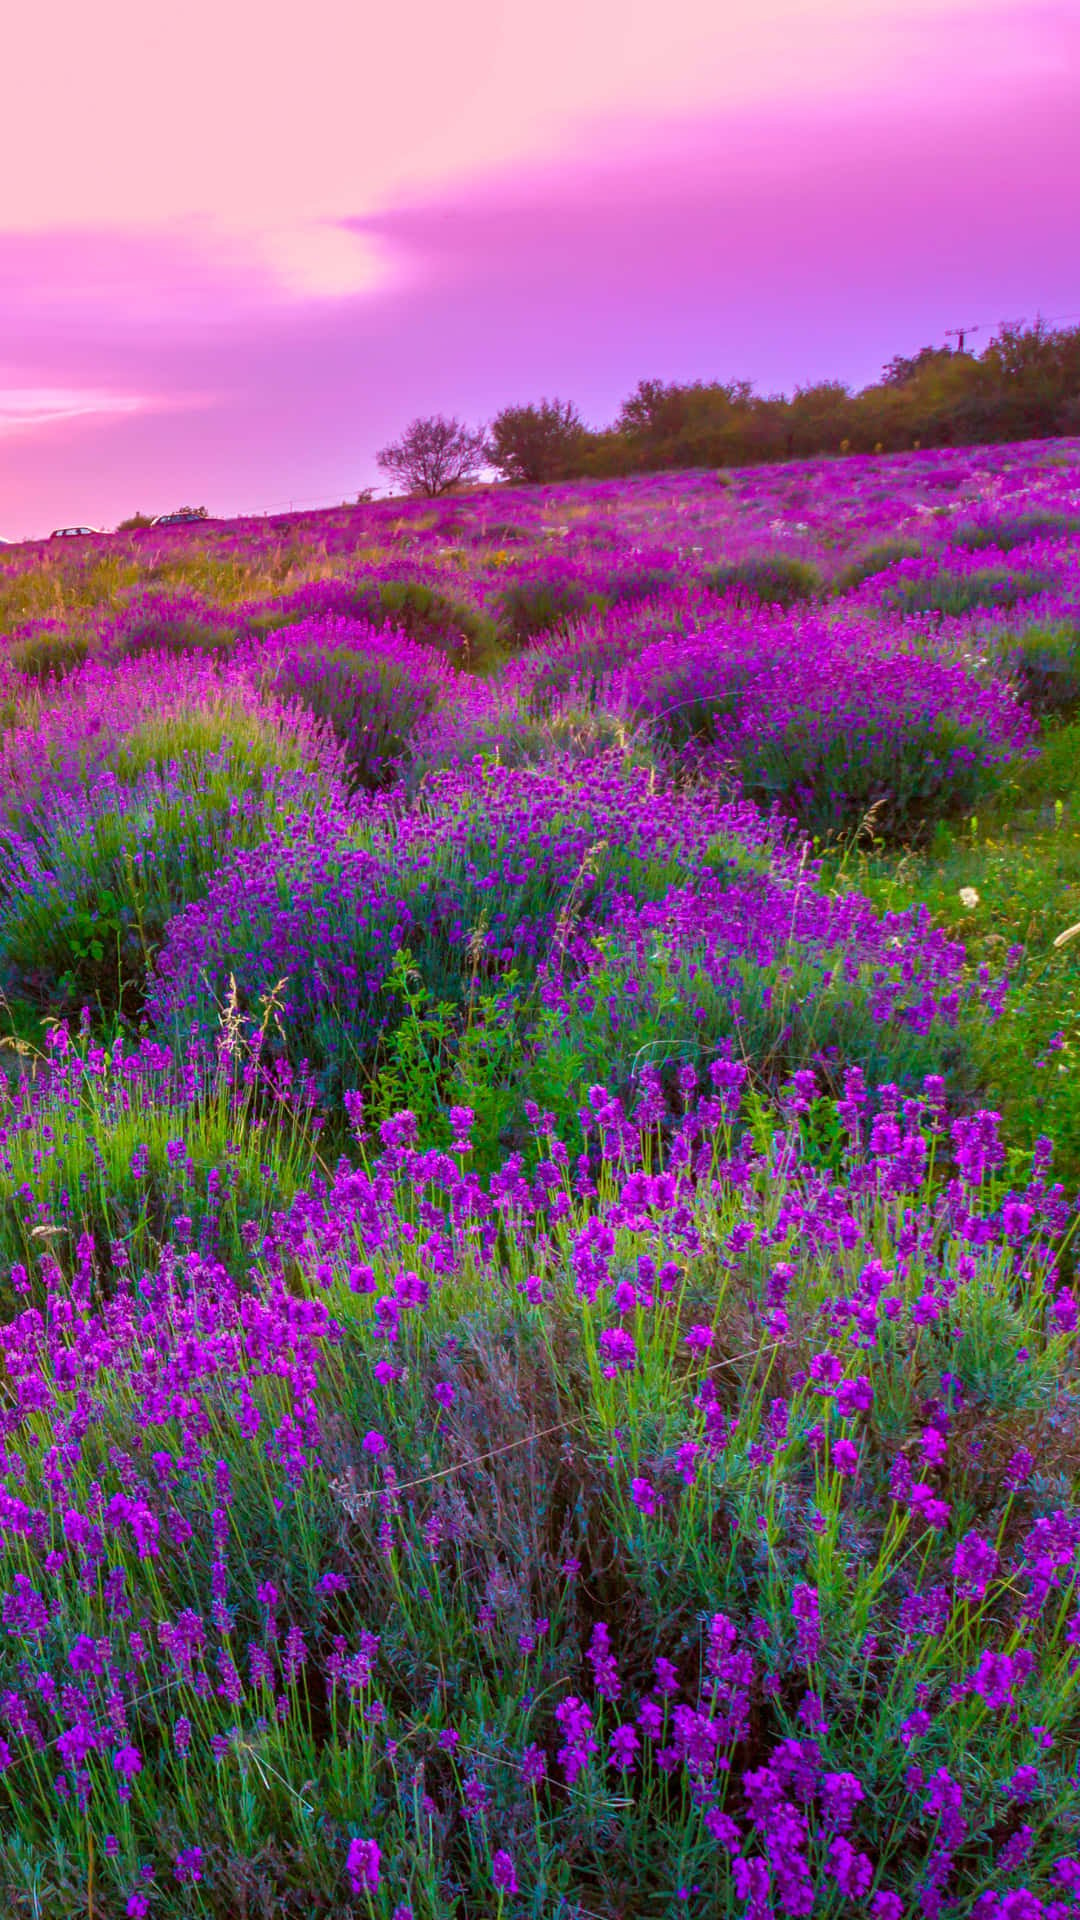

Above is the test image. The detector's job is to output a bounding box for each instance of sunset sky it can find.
[1,0,1077,537]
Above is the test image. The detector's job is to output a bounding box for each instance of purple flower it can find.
[953,1531,999,1601]
[492,1850,518,1895]
[792,1583,822,1665]
[630,1476,660,1516]
[173,1848,203,1885]
[608,1723,640,1772]
[554,1696,598,1785]
[346,1836,381,1895]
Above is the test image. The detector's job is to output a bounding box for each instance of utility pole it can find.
[945,326,980,354]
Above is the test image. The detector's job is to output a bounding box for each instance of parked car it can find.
[50,526,101,538]
[151,507,209,527]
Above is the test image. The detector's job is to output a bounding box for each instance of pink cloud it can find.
[0,7,1076,536]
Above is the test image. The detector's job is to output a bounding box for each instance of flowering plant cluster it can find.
[0,437,1075,1912]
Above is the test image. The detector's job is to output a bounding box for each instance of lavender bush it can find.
[0,437,1074,1914]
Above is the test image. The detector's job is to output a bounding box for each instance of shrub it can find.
[703,552,821,607]
[0,1026,314,1283]
[882,567,1050,619]
[526,866,978,1145]
[495,576,605,647]
[737,708,1003,843]
[608,611,1027,843]
[951,510,1080,550]
[109,701,326,785]
[832,537,923,592]
[109,594,239,661]
[605,564,682,606]
[0,749,328,1016]
[355,578,499,670]
[269,625,456,790]
[526,635,627,717]
[148,765,781,1097]
[476,519,532,543]
[5,628,91,682]
[1003,624,1080,721]
[486,398,587,485]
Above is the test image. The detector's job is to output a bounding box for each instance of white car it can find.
[151,508,209,527]
[50,526,101,538]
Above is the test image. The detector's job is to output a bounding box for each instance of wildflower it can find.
[587,1622,621,1701]
[953,1531,999,1600]
[684,1323,715,1353]
[608,1723,640,1772]
[631,1476,660,1516]
[821,1771,865,1830]
[792,1583,822,1665]
[959,887,980,911]
[492,1850,518,1895]
[346,1837,381,1895]
[173,1848,203,1885]
[126,1898,150,1919]
[599,1326,638,1376]
[899,1709,931,1746]
[829,1836,873,1897]
[1004,1447,1035,1489]
[554,1696,598,1784]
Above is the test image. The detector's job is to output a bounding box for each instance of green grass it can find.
[820,717,1080,1185]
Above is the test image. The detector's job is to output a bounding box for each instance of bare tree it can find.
[375,414,486,498]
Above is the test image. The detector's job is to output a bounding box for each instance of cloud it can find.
[0,41,1076,532]
[0,387,155,437]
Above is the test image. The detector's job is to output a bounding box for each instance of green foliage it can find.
[522,921,970,1156]
[703,552,821,608]
[738,710,1002,843]
[832,537,924,592]
[495,575,606,647]
[882,567,1051,619]
[1002,624,1080,721]
[5,629,91,682]
[0,749,319,1016]
[111,607,240,661]
[951,510,1080,550]
[486,396,587,484]
[110,702,319,783]
[368,948,526,1171]
[270,646,440,791]
[824,718,1080,1187]
[0,1038,313,1288]
[349,576,500,670]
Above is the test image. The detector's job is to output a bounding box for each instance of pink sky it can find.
[0,0,1077,537]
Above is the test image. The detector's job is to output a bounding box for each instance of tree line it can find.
[375,319,1080,496]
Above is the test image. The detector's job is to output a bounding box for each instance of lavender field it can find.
[0,439,1079,1916]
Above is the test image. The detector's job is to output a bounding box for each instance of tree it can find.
[375,415,486,498]
[485,398,587,484]
[880,346,952,388]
